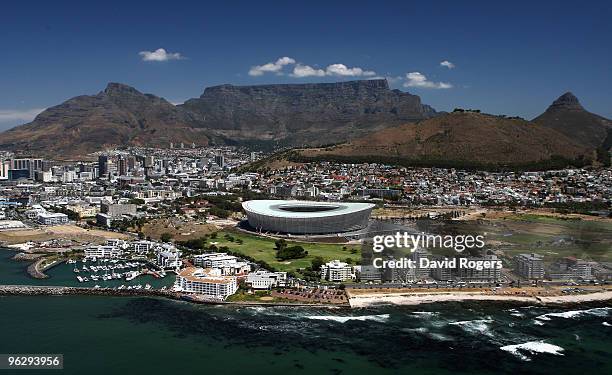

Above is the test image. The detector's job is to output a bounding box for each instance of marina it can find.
[1,248,176,290]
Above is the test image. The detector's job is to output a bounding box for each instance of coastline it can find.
[2,284,611,309]
[0,285,346,308]
[346,290,612,308]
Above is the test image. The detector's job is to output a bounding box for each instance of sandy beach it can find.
[347,289,612,308]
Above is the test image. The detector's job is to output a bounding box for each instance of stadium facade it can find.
[242,200,375,234]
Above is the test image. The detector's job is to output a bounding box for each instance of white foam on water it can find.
[535,307,611,321]
[532,320,545,326]
[510,312,525,318]
[410,311,438,317]
[402,327,429,333]
[305,314,390,323]
[603,322,611,327]
[402,327,453,342]
[500,341,564,361]
[449,319,494,337]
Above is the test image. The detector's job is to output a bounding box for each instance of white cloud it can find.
[139,48,185,62]
[249,56,296,76]
[404,72,452,89]
[325,63,376,77]
[289,63,376,78]
[440,60,455,69]
[0,108,46,123]
[290,64,326,77]
[249,57,377,78]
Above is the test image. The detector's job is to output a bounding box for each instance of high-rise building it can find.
[515,253,545,279]
[0,159,8,180]
[10,158,44,179]
[127,156,136,172]
[118,156,127,176]
[98,155,109,177]
[214,154,225,168]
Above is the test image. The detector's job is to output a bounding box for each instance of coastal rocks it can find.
[12,252,43,261]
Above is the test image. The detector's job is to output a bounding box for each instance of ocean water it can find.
[1,249,611,374]
[0,248,175,288]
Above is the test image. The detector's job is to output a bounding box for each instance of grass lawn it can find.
[210,229,361,272]
[425,213,612,262]
[489,214,612,261]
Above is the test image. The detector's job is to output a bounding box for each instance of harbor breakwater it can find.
[0,285,180,299]
[0,285,345,308]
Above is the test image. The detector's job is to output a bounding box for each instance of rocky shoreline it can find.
[0,285,346,308]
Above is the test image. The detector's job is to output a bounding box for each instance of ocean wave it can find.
[500,341,564,361]
[410,311,439,318]
[448,319,494,337]
[402,327,453,341]
[535,307,611,321]
[305,314,390,323]
[603,322,611,327]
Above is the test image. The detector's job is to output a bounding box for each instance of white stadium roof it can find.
[242,200,375,218]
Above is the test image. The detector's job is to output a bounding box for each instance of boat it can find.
[77,276,84,282]
[145,284,152,290]
[125,271,140,281]
[73,268,80,273]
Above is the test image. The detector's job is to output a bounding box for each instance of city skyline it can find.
[1,0,611,131]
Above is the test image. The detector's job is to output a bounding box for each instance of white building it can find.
[193,253,250,275]
[84,245,123,259]
[246,270,287,289]
[106,238,129,249]
[193,253,238,268]
[321,260,354,282]
[157,248,183,269]
[515,253,545,279]
[131,240,155,254]
[37,212,69,225]
[175,267,238,300]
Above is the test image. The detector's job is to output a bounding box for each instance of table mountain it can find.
[180,79,437,146]
[533,92,611,149]
[0,83,212,159]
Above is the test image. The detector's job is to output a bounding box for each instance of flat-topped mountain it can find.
[273,111,593,169]
[533,92,611,149]
[0,83,211,158]
[180,79,437,146]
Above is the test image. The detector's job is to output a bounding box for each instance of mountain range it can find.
[0,80,435,158]
[276,91,611,169]
[0,80,610,168]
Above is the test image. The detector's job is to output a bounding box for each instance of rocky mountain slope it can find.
[0,83,211,158]
[180,79,436,146]
[533,92,611,149]
[275,111,593,169]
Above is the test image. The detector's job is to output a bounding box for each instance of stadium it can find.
[242,200,375,235]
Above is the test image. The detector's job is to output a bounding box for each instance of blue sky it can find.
[1,0,611,130]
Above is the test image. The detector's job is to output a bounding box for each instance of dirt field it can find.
[0,224,130,245]
[373,206,612,223]
[141,218,217,241]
